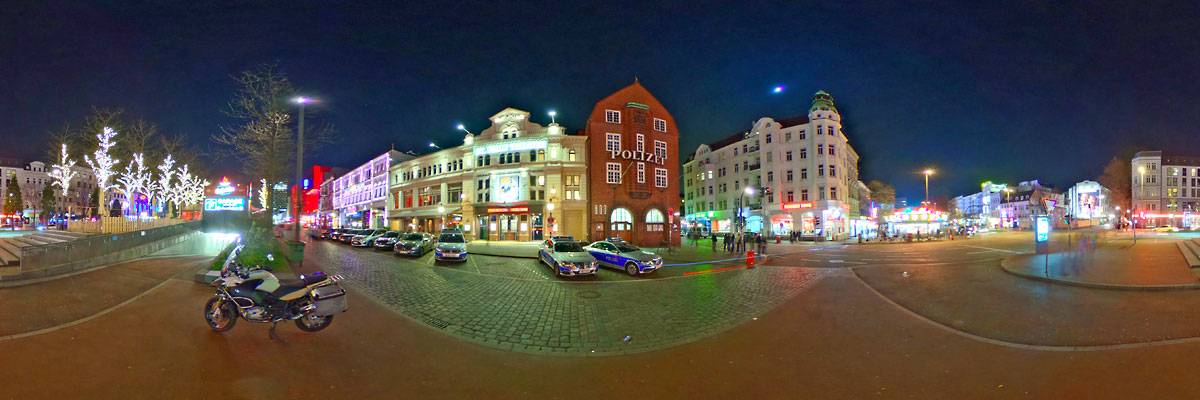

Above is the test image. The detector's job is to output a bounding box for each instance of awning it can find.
[390,206,462,218]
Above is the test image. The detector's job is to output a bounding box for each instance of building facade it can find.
[1,160,96,218]
[1064,180,1114,227]
[952,181,1007,228]
[329,150,413,229]
[683,91,863,240]
[387,107,589,241]
[585,81,682,247]
[1132,151,1200,228]
[996,180,1059,229]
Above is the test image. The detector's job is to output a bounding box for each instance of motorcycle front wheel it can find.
[204,297,238,332]
[295,313,334,332]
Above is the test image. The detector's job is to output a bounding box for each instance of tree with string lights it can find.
[151,154,175,217]
[49,143,79,198]
[118,153,151,216]
[83,127,120,218]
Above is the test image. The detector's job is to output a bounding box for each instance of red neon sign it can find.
[487,206,530,214]
[782,202,813,210]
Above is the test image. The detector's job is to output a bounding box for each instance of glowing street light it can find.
[744,186,756,196]
[291,95,317,241]
[457,123,474,135]
[922,169,935,202]
[548,110,557,125]
[772,85,785,94]
[429,142,441,149]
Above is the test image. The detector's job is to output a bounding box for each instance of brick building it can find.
[585,80,681,247]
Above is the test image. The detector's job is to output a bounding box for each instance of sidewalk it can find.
[999,238,1200,290]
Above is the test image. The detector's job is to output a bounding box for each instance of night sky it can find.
[4,1,1199,201]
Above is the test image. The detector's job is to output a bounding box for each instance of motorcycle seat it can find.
[274,280,308,297]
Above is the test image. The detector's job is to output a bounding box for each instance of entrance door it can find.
[477,216,489,241]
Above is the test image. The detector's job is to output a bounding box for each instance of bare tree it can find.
[1098,156,1131,210]
[866,180,896,207]
[211,64,334,186]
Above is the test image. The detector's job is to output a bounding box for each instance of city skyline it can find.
[4,2,1200,201]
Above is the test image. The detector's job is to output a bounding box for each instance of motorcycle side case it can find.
[312,285,348,316]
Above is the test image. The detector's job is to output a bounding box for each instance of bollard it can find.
[746,250,756,268]
[776,235,781,244]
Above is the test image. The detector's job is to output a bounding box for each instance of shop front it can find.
[884,206,948,236]
[474,204,548,241]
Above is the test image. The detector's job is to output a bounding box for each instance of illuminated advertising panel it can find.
[474,139,547,156]
[204,197,246,211]
[1035,215,1050,242]
[492,173,522,203]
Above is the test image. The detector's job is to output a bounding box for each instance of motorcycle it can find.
[204,244,348,336]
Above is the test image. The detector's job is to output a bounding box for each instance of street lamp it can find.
[429,142,441,150]
[457,123,473,135]
[548,110,557,125]
[922,169,935,203]
[437,205,445,230]
[291,95,315,240]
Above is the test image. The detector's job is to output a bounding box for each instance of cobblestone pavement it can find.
[303,240,826,355]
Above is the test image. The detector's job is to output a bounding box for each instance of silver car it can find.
[372,231,402,250]
[352,229,387,247]
[584,240,663,275]
[539,239,598,277]
[393,232,435,256]
[434,232,468,262]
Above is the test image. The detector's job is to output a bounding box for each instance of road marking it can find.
[0,276,177,342]
[958,245,1021,254]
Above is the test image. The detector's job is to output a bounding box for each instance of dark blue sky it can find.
[3,1,1199,200]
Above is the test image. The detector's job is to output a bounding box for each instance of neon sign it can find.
[474,139,547,156]
[487,206,529,213]
[204,197,246,211]
[782,202,813,210]
[214,177,235,196]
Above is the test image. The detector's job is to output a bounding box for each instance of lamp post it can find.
[291,96,312,241]
[457,123,474,136]
[429,142,441,150]
[548,110,557,125]
[922,169,935,203]
[437,205,445,230]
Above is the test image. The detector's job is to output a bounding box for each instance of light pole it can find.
[437,205,445,231]
[922,169,935,204]
[548,110,557,125]
[291,96,312,241]
[457,123,474,136]
[429,142,441,150]
[1137,166,1146,230]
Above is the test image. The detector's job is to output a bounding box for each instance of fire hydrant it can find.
[746,250,756,268]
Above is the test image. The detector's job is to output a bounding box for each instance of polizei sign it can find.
[609,149,666,165]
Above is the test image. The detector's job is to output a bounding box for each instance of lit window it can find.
[646,209,665,223]
[605,110,621,124]
[611,208,633,231]
[653,118,667,132]
[568,150,577,162]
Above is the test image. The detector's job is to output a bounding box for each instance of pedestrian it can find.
[711,234,717,251]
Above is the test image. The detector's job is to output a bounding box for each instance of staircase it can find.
[0,231,92,267]
[1177,239,1200,278]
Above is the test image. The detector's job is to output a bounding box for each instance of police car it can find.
[583,238,663,275]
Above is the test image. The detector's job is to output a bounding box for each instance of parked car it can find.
[372,231,402,250]
[393,232,435,256]
[584,239,663,275]
[352,229,388,247]
[340,229,365,244]
[539,238,598,277]
[433,232,468,262]
[329,228,345,241]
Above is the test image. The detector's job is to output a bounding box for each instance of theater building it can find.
[387,108,589,241]
[585,81,682,247]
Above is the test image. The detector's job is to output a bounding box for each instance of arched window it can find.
[645,209,665,232]
[611,208,633,231]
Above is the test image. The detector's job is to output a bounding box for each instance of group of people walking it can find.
[703,232,768,255]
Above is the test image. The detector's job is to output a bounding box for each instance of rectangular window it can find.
[801,189,808,201]
[606,163,621,184]
[606,133,621,153]
[767,171,774,182]
[817,144,824,155]
[830,165,837,177]
[819,165,825,176]
[831,187,838,200]
[828,145,836,156]
[819,186,826,200]
[765,134,772,144]
[785,151,793,161]
[786,170,793,182]
[636,134,645,152]
[817,126,823,135]
[800,148,807,159]
[605,109,621,124]
[654,140,667,161]
[568,150,577,162]
[786,191,794,202]
[801,168,807,179]
[637,162,646,183]
[655,168,668,188]
[785,132,792,142]
[653,118,667,132]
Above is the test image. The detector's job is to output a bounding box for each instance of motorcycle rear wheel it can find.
[205,297,238,332]
[295,313,334,332]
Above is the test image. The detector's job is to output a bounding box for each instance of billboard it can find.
[493,173,522,203]
[204,197,246,211]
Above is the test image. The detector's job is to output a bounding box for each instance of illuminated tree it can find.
[118,153,151,215]
[83,127,120,218]
[259,178,270,210]
[49,143,79,197]
[151,154,175,217]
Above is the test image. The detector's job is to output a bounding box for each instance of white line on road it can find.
[958,245,1022,254]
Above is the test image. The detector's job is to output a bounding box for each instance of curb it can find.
[998,255,1200,292]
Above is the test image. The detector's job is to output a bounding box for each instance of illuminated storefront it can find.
[884,206,948,236]
[331,151,413,229]
[201,177,249,232]
[388,107,589,241]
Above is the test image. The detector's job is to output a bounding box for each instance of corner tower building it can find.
[585,81,681,247]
